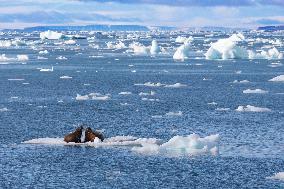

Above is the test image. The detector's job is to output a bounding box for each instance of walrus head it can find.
[85,127,104,142]
[64,126,83,143]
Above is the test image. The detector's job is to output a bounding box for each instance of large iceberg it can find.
[173,42,191,60]
[40,30,65,40]
[205,33,248,60]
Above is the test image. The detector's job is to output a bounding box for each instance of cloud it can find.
[0,11,140,24]
[77,0,284,7]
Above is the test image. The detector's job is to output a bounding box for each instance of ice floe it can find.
[173,42,191,61]
[233,80,250,83]
[76,93,110,101]
[118,92,132,95]
[0,107,9,112]
[266,172,284,181]
[243,89,268,94]
[39,50,49,54]
[235,105,271,112]
[164,83,187,88]
[60,76,72,79]
[23,133,220,156]
[269,75,284,82]
[40,30,64,40]
[17,55,29,61]
[40,66,53,72]
[106,41,126,49]
[165,111,183,116]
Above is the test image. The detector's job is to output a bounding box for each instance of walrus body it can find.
[85,127,104,142]
[64,126,104,143]
[64,126,83,143]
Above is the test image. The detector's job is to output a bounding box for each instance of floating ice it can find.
[139,91,156,96]
[129,42,150,55]
[150,40,161,55]
[235,105,271,112]
[248,47,283,59]
[0,40,12,47]
[0,54,12,61]
[0,107,9,112]
[119,92,132,95]
[37,56,48,60]
[215,108,230,111]
[64,40,76,45]
[269,75,284,82]
[267,172,284,181]
[165,111,183,116]
[17,55,29,61]
[60,76,72,79]
[173,42,191,61]
[133,134,219,156]
[39,50,49,54]
[205,33,248,60]
[106,41,126,49]
[141,97,159,102]
[233,80,250,83]
[56,56,67,60]
[164,83,187,88]
[23,133,219,156]
[243,89,268,94]
[40,66,53,72]
[40,30,64,40]
[175,36,193,44]
[76,93,110,101]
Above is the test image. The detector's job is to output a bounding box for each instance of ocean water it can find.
[0,31,284,188]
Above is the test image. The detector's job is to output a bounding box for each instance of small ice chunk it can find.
[235,105,271,112]
[269,75,284,82]
[17,55,29,61]
[60,76,72,79]
[164,83,187,88]
[243,89,268,94]
[119,92,132,95]
[165,111,183,116]
[267,172,284,181]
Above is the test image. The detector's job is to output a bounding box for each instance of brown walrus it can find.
[85,127,104,142]
[64,126,83,143]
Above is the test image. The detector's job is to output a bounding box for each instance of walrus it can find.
[85,127,104,142]
[64,126,83,143]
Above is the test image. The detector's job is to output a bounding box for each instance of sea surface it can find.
[0,30,283,188]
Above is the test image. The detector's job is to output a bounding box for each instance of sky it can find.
[0,0,284,29]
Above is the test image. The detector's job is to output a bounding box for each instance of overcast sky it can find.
[1,0,284,29]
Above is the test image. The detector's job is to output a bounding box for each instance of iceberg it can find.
[17,55,29,61]
[40,30,64,40]
[173,42,191,60]
[150,40,161,55]
[76,93,110,101]
[205,33,248,60]
[248,47,283,59]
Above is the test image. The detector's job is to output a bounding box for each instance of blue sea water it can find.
[0,31,284,188]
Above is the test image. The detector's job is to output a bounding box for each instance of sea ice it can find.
[40,30,64,40]
[235,105,271,112]
[266,172,284,181]
[269,75,284,82]
[242,89,268,94]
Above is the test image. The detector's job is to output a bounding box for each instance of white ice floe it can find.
[39,50,49,54]
[60,75,72,79]
[8,78,25,81]
[135,82,164,87]
[233,80,250,83]
[40,66,53,72]
[40,30,64,40]
[76,93,110,101]
[248,47,283,59]
[205,33,248,60]
[150,40,161,55]
[215,108,230,111]
[208,102,218,105]
[165,111,183,116]
[23,133,220,156]
[141,97,159,102]
[129,40,160,55]
[269,75,284,82]
[118,92,132,95]
[0,107,9,112]
[235,105,271,112]
[132,134,219,156]
[139,91,156,96]
[56,56,67,60]
[243,89,268,94]
[64,40,76,45]
[173,42,191,61]
[164,83,187,88]
[106,41,126,49]
[175,36,193,44]
[17,55,29,61]
[266,172,284,181]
